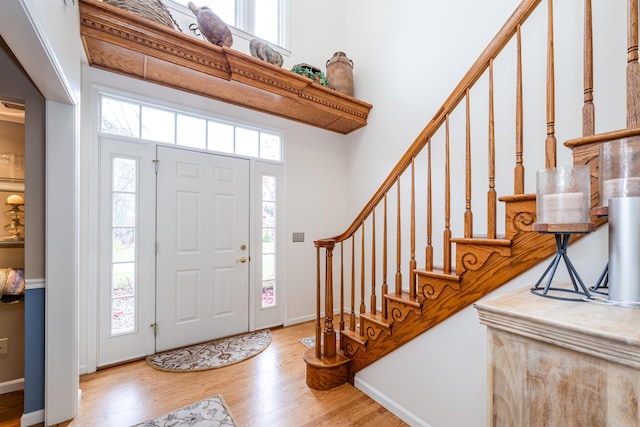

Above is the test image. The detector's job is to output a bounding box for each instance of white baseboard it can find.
[285,308,354,327]
[284,313,316,326]
[21,409,44,427]
[354,376,430,427]
[0,378,24,394]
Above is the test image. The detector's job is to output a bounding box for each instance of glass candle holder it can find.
[599,136,640,207]
[536,165,591,224]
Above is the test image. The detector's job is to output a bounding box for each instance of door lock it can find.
[240,244,247,250]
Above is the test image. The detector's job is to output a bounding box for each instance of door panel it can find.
[98,139,156,366]
[155,146,250,352]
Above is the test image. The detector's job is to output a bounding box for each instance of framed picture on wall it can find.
[1,268,25,299]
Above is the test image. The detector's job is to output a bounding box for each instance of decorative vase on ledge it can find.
[326,51,354,96]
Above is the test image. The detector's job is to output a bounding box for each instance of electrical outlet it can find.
[0,338,8,355]
[292,232,305,242]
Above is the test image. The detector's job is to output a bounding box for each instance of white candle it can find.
[602,177,640,206]
[6,194,23,204]
[541,192,585,223]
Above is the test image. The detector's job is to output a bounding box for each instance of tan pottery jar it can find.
[326,51,354,96]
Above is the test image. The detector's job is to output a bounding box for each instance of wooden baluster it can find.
[350,235,355,332]
[382,194,389,319]
[514,26,525,194]
[546,0,557,169]
[444,114,452,274]
[583,0,595,136]
[465,89,473,239]
[360,222,365,336]
[323,245,336,357]
[410,158,417,299]
[371,210,377,315]
[395,180,402,294]
[488,59,497,239]
[628,0,640,126]
[315,246,321,358]
[339,241,344,347]
[426,139,433,270]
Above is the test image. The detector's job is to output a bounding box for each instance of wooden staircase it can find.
[305,0,640,390]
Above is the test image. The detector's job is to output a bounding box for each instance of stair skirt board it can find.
[355,376,431,427]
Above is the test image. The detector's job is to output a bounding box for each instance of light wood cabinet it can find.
[475,287,640,427]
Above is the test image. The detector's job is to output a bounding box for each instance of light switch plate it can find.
[0,338,8,355]
[292,232,305,242]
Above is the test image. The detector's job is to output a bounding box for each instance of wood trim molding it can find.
[79,0,371,134]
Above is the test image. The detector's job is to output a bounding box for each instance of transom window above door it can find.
[100,94,283,162]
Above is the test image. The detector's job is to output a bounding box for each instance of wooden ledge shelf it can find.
[79,0,372,134]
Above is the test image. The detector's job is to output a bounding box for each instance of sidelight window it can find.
[261,174,276,307]
[110,156,138,335]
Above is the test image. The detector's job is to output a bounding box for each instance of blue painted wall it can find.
[23,288,44,412]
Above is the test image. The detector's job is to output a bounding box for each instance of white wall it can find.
[339,1,626,425]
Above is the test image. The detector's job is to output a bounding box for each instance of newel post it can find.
[315,239,337,358]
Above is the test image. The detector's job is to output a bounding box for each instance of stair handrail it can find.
[315,0,542,246]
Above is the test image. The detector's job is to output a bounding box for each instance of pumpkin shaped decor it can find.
[188,2,233,47]
[249,39,283,67]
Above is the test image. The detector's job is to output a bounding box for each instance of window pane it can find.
[262,175,276,201]
[142,106,175,143]
[113,193,136,227]
[111,296,135,334]
[112,262,135,298]
[260,132,281,161]
[262,228,275,253]
[113,158,136,192]
[208,121,235,153]
[236,128,259,157]
[175,0,235,25]
[262,201,275,227]
[255,0,279,44]
[101,97,140,137]
[262,279,275,307]
[112,262,136,333]
[113,228,135,263]
[176,114,206,149]
[262,253,275,281]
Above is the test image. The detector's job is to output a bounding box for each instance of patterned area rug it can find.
[146,330,271,372]
[299,334,339,349]
[131,395,236,427]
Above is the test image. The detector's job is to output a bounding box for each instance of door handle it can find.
[237,256,247,263]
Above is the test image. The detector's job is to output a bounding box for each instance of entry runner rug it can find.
[146,329,271,372]
[130,395,236,427]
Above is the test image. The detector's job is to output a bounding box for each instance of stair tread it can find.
[384,291,423,308]
[498,193,536,202]
[564,127,640,148]
[341,329,367,346]
[360,311,393,328]
[414,268,461,282]
[450,237,511,246]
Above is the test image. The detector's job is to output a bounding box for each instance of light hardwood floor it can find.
[2,321,407,427]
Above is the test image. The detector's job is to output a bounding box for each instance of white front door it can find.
[155,146,250,352]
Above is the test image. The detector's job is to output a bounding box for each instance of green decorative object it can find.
[291,63,328,87]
